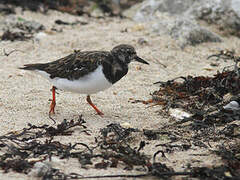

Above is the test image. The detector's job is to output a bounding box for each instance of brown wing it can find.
[21,50,112,80]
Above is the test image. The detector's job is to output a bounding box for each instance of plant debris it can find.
[145,50,240,128]
[132,49,240,179]
[0,116,240,179]
[1,17,46,41]
[1,30,33,41]
[0,116,87,173]
[2,49,24,56]
[0,4,15,15]
[0,0,141,17]
[1,50,240,179]
[55,19,88,26]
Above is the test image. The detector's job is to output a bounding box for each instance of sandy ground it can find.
[0,9,240,179]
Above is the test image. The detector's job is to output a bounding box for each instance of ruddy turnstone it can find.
[20,44,149,116]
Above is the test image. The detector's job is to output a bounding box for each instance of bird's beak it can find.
[134,56,149,65]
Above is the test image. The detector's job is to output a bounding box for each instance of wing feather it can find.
[41,51,112,80]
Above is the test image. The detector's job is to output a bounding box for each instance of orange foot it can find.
[49,100,56,114]
[86,95,104,117]
[49,86,56,115]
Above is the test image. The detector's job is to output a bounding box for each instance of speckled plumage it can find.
[19,44,149,116]
[20,44,149,84]
[21,51,108,80]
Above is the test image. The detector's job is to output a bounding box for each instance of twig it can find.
[75,171,193,179]
[153,150,166,162]
[75,174,149,179]
[3,49,24,56]
[72,143,93,154]
[48,113,56,124]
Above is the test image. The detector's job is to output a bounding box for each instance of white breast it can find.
[35,65,113,94]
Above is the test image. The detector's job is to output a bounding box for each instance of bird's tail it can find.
[19,63,47,71]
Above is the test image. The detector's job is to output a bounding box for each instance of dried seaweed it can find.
[190,166,236,180]
[0,121,151,178]
[145,50,240,133]
[0,4,15,15]
[131,50,240,180]
[0,0,141,17]
[1,50,240,179]
[213,143,240,177]
[97,123,149,169]
[0,116,87,173]
[2,49,24,56]
[0,120,192,179]
[1,30,33,41]
[55,19,88,26]
[1,116,240,179]
[153,70,240,113]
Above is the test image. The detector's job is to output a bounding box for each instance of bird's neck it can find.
[102,58,129,84]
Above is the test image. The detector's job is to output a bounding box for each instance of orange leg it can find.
[49,86,56,114]
[86,95,104,116]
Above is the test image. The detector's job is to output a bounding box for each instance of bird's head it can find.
[111,44,149,65]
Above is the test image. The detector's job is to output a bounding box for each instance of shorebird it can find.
[20,44,149,116]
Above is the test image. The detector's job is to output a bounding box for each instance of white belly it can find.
[35,65,112,94]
